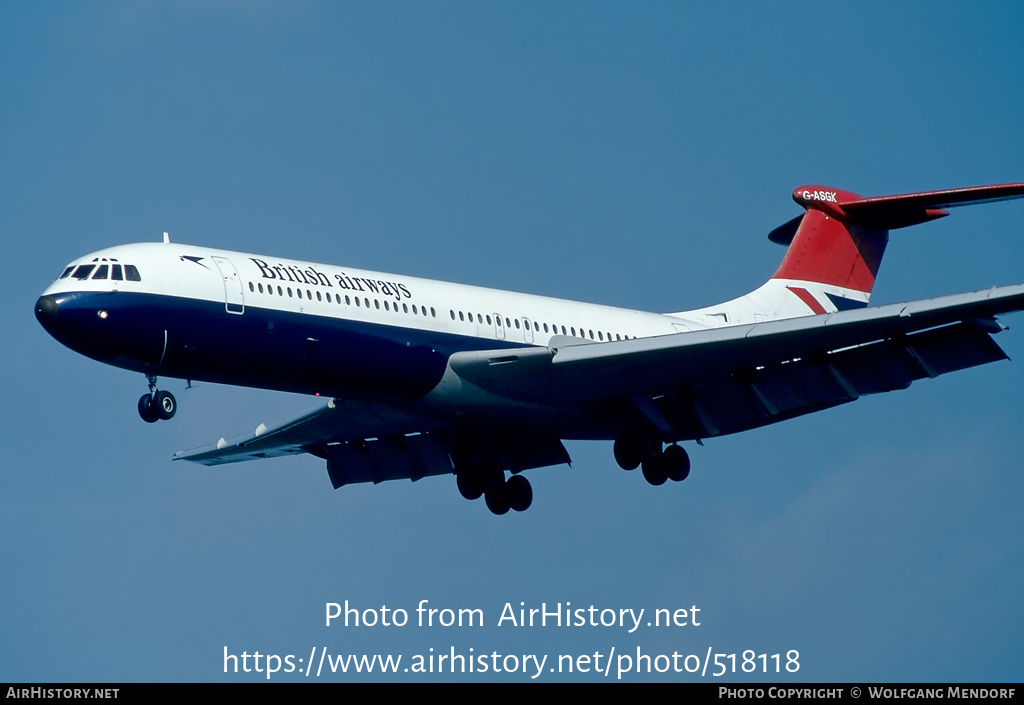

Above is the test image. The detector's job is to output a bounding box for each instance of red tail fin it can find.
[770,182,1024,296]
[771,187,887,296]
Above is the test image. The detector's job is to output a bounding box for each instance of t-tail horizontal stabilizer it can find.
[755,181,1024,319]
[779,182,1024,237]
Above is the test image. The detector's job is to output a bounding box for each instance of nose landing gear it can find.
[138,375,177,423]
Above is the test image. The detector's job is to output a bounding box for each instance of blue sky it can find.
[3,1,1023,682]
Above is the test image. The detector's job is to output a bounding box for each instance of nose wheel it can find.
[138,376,177,422]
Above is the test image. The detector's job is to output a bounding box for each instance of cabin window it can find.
[248,282,255,292]
[431,307,436,317]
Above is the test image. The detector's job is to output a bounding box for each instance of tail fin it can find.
[768,182,1024,314]
[670,182,1024,326]
[769,186,888,313]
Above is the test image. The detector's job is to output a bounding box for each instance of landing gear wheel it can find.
[663,444,691,482]
[484,484,511,515]
[613,434,643,471]
[642,455,669,486]
[137,394,159,423]
[155,390,177,420]
[506,474,533,512]
[457,473,484,501]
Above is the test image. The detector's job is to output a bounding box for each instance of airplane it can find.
[35,182,1024,514]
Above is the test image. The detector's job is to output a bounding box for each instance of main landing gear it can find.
[455,460,533,515]
[138,375,176,423]
[613,433,691,486]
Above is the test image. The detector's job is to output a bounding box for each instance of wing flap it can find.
[650,321,1009,440]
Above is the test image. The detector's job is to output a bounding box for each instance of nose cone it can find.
[35,294,60,334]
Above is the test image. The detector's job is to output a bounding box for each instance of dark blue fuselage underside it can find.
[39,291,528,399]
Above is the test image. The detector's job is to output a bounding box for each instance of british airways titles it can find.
[250,258,412,301]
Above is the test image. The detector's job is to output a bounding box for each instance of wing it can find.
[443,283,1024,439]
[173,396,570,488]
[172,394,461,479]
[176,283,1024,483]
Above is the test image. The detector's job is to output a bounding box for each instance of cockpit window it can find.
[71,264,96,279]
[111,264,123,280]
[58,266,74,279]
[92,265,109,280]
[124,265,141,282]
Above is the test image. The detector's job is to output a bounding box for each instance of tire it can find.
[663,444,691,482]
[138,394,159,423]
[155,390,176,420]
[613,434,642,470]
[641,455,668,486]
[484,484,511,515]
[457,473,484,501]
[506,474,533,512]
